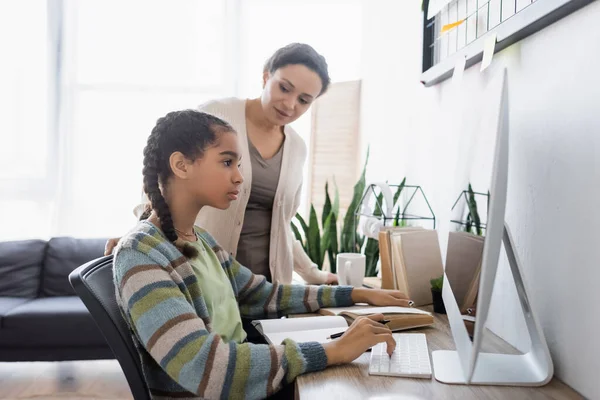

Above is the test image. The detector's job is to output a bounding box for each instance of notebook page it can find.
[266,326,348,345]
[319,303,371,315]
[254,316,347,334]
[345,306,431,316]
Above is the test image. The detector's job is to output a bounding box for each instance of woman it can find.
[114,109,411,399]
[107,43,337,285]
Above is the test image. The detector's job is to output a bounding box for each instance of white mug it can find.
[336,253,366,287]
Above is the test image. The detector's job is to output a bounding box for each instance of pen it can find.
[327,320,391,340]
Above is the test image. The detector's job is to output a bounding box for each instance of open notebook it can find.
[252,306,433,345]
[252,316,348,345]
[319,305,434,332]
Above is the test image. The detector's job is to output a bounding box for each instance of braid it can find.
[140,110,234,258]
[138,204,152,221]
[143,154,176,243]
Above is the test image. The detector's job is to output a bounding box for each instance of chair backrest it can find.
[69,256,150,400]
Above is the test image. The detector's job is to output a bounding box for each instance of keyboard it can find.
[369,333,432,379]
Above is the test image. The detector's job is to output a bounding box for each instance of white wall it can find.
[361,1,600,398]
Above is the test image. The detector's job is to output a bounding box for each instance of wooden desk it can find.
[295,307,582,400]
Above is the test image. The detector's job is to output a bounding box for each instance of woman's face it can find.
[260,64,323,126]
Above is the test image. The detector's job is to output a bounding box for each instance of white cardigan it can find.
[135,98,328,284]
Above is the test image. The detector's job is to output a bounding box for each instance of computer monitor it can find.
[432,68,554,386]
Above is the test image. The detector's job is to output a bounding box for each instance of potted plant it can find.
[430,275,446,314]
[292,148,376,275]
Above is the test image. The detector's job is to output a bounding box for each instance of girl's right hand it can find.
[323,314,395,365]
[104,237,121,256]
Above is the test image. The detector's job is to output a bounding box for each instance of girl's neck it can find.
[246,98,281,134]
[149,193,201,241]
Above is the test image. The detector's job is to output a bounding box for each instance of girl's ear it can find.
[262,70,270,88]
[169,152,190,179]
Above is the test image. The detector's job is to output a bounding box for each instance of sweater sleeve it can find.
[226,253,354,319]
[114,247,327,400]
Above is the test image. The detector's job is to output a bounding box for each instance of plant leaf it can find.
[290,221,305,250]
[465,212,473,234]
[332,177,340,218]
[295,212,309,238]
[373,192,384,218]
[307,205,322,268]
[319,212,333,269]
[430,275,444,291]
[341,146,369,253]
[364,238,379,277]
[328,179,340,273]
[467,184,481,236]
[393,177,407,206]
[322,182,332,227]
[393,207,401,226]
[327,212,338,273]
[391,177,407,225]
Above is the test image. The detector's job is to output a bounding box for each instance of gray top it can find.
[236,136,284,282]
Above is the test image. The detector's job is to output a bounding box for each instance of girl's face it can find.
[172,131,243,210]
[260,64,323,126]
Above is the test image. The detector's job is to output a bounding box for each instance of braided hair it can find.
[142,109,234,257]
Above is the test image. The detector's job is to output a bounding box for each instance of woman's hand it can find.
[323,314,395,365]
[351,287,413,307]
[325,273,338,285]
[104,237,121,256]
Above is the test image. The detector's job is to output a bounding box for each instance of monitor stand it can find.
[432,223,553,386]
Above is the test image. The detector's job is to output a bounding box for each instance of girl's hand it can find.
[104,237,121,256]
[351,287,413,307]
[323,314,395,365]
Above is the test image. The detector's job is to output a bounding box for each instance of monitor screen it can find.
[433,70,553,385]
[441,69,507,345]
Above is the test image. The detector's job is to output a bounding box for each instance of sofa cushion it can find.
[0,239,46,297]
[1,297,108,347]
[41,237,107,296]
[0,297,31,327]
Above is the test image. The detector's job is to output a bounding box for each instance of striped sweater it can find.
[113,221,354,399]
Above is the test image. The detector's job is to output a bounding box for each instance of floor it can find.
[0,360,132,400]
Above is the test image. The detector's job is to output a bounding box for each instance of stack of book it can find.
[378,227,444,306]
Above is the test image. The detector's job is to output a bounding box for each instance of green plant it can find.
[363,179,407,277]
[466,184,482,235]
[339,148,370,256]
[392,177,407,227]
[462,183,487,236]
[293,148,371,274]
[292,148,409,278]
[430,275,444,292]
[291,182,339,271]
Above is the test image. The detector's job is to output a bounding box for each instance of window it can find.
[0,2,53,240]
[57,0,234,237]
[309,81,362,215]
[2,0,365,240]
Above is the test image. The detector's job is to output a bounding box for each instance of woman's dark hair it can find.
[263,43,331,96]
[141,109,234,257]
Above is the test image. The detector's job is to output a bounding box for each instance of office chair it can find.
[69,256,151,400]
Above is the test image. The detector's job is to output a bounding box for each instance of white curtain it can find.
[1,0,363,241]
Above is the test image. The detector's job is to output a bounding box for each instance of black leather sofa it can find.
[0,237,114,361]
